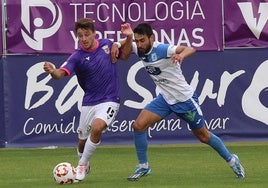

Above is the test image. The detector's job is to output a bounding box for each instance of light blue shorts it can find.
[144,93,205,130]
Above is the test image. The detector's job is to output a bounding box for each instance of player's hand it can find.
[171,54,184,64]
[43,61,56,74]
[111,44,120,63]
[121,23,133,37]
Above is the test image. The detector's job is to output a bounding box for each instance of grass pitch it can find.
[0,142,267,188]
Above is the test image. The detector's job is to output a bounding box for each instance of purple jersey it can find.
[61,39,120,106]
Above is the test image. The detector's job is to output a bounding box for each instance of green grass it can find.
[0,142,268,188]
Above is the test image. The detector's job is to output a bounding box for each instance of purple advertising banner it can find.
[0,1,4,147]
[6,0,223,54]
[224,0,268,47]
[2,49,268,148]
[0,58,4,148]
[0,0,2,55]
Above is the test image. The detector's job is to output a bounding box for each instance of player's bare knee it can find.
[133,122,146,132]
[91,126,103,134]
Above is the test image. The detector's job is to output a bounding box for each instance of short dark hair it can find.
[75,18,95,32]
[133,23,153,37]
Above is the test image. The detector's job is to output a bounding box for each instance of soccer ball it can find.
[53,162,76,184]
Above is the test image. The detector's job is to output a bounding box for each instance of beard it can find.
[137,44,151,55]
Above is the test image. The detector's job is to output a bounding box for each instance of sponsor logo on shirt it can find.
[102,45,110,54]
[145,66,161,75]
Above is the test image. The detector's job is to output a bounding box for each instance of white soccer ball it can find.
[53,162,76,184]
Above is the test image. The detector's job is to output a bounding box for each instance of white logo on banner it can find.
[21,0,62,50]
[238,2,268,39]
[242,60,268,125]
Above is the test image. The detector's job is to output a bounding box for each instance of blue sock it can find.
[207,133,233,162]
[134,131,148,164]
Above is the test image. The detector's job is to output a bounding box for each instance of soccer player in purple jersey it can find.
[43,18,133,182]
[112,23,245,181]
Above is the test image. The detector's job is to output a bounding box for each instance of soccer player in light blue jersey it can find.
[113,23,245,181]
[43,18,132,182]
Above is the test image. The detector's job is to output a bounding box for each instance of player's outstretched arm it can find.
[111,23,133,62]
[120,23,133,60]
[43,61,66,79]
[171,46,196,64]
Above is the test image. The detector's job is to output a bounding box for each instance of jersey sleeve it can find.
[59,61,70,76]
[103,38,113,48]
[166,45,177,57]
[132,42,138,55]
[155,43,169,58]
[60,51,80,76]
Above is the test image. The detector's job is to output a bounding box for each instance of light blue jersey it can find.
[133,41,203,128]
[133,41,194,104]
